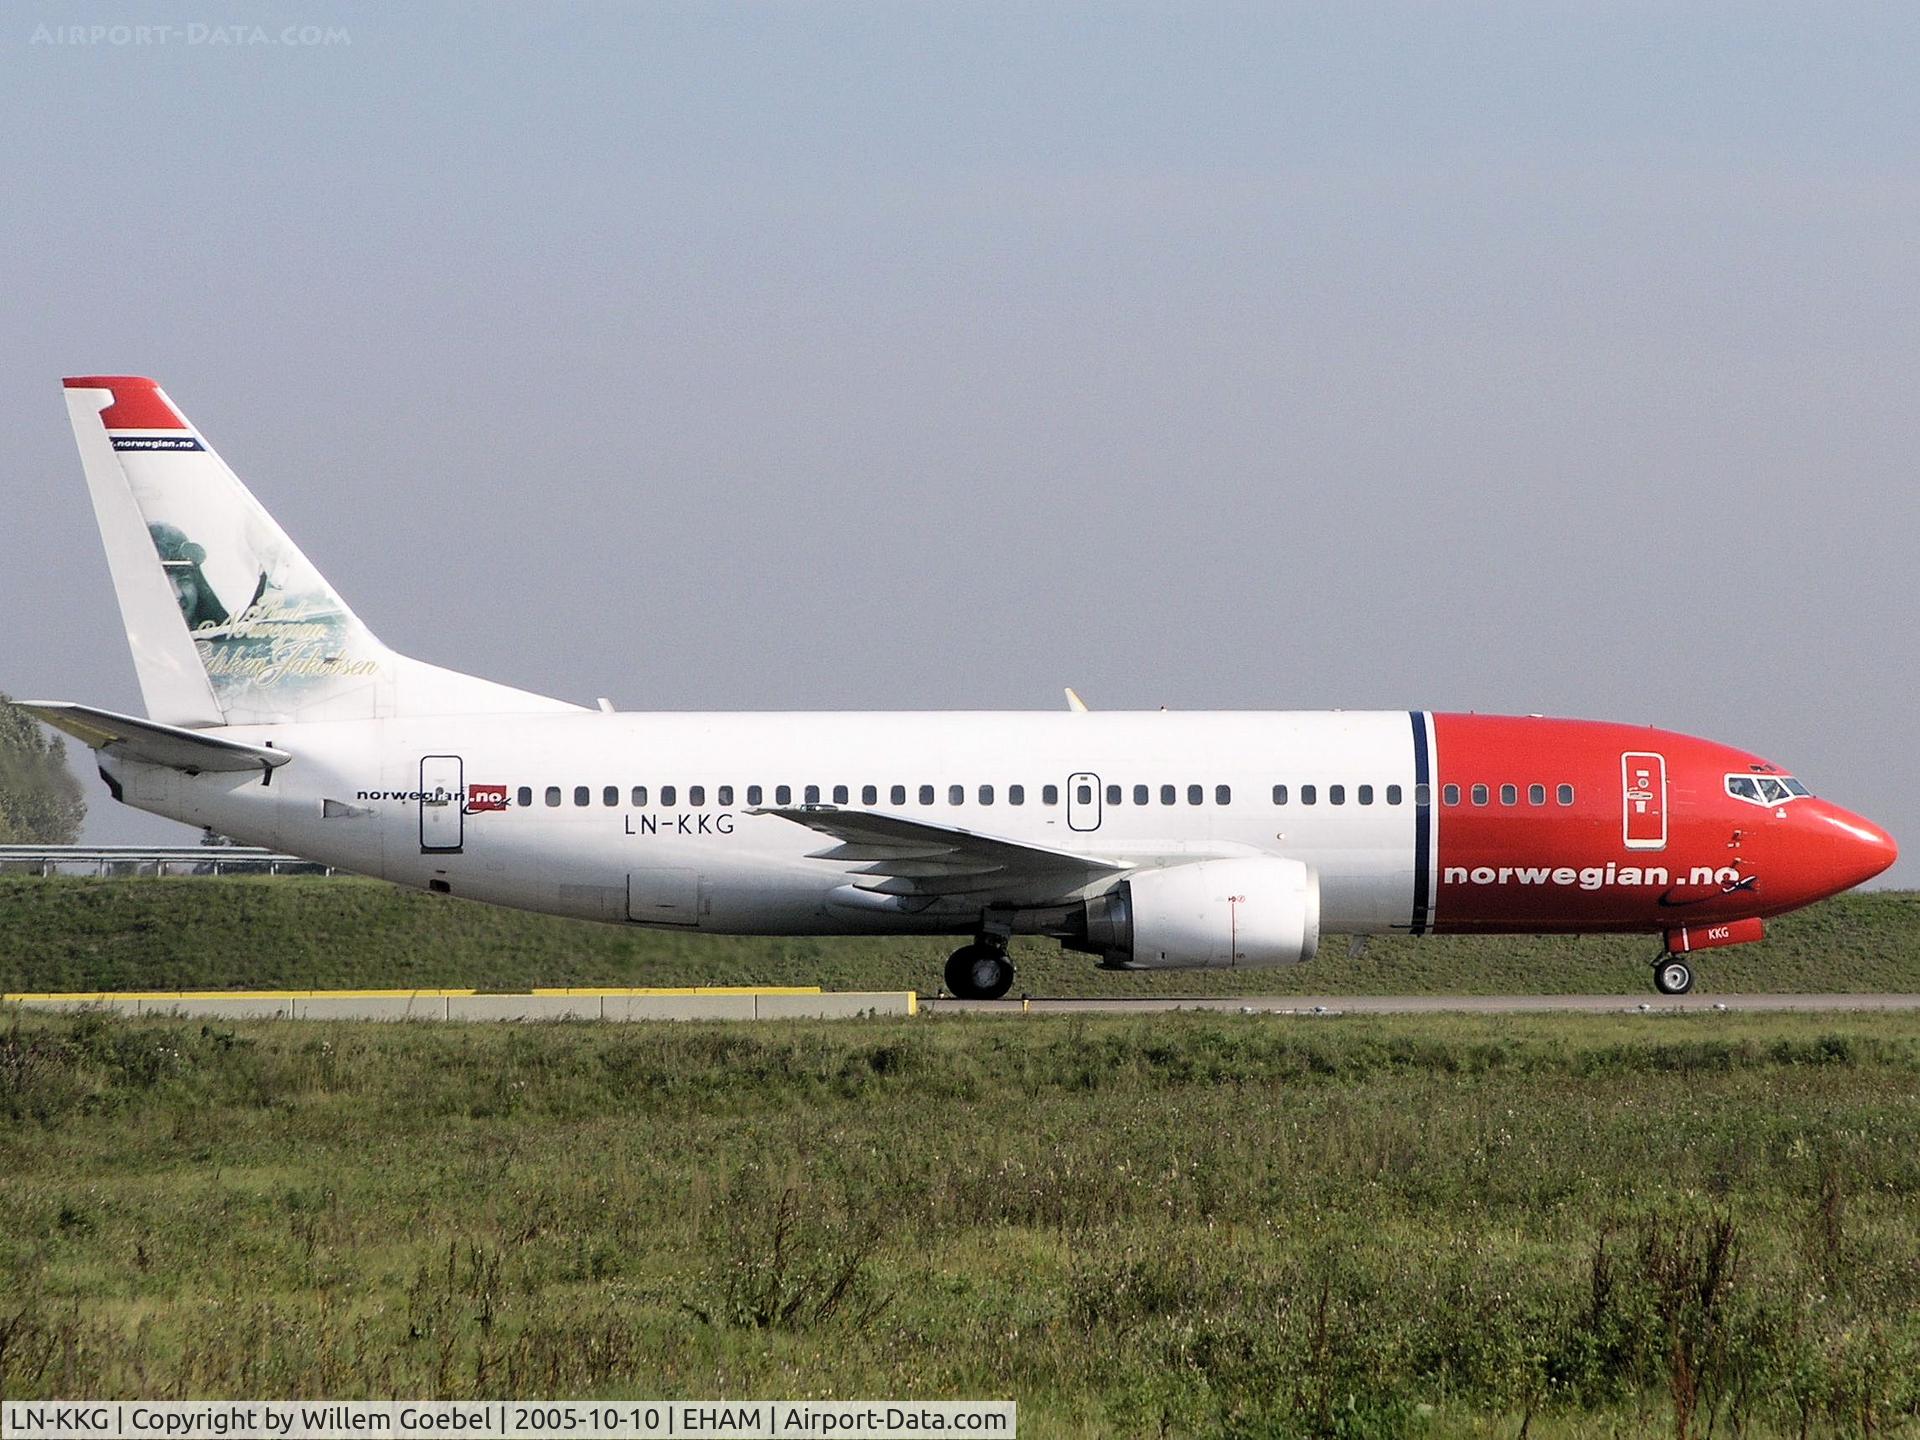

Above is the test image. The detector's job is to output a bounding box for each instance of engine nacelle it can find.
[1080,856,1321,970]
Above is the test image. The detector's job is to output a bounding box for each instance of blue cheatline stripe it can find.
[1409,710,1432,936]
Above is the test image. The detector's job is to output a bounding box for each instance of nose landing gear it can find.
[944,938,1015,1000]
[1652,953,1695,996]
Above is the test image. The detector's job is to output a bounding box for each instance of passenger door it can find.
[1621,752,1667,851]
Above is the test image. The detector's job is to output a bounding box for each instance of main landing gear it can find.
[1652,953,1695,996]
[945,938,1015,1000]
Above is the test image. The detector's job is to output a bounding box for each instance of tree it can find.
[0,693,87,844]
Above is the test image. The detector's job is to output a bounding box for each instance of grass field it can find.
[1,877,1917,996]
[2,1006,1917,1436]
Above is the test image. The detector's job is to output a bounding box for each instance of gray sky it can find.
[4,3,1917,885]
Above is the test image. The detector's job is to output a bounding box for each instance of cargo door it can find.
[627,868,702,925]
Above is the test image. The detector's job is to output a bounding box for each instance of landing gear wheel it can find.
[1653,957,1694,996]
[945,944,1015,1000]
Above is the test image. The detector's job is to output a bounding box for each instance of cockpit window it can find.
[1727,773,1808,807]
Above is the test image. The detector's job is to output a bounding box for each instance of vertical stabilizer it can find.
[62,377,579,725]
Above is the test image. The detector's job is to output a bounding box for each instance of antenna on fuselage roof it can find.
[1064,687,1089,713]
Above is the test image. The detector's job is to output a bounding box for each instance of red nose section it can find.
[1805,804,1898,895]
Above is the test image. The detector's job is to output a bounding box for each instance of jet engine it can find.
[1078,856,1320,969]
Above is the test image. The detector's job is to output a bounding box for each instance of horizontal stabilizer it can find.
[15,701,290,776]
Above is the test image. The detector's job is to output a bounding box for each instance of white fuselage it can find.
[109,709,1424,937]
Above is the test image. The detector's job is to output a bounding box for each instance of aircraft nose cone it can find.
[1813,806,1898,891]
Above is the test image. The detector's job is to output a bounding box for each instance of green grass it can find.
[0,877,1915,996]
[1,1008,1917,1437]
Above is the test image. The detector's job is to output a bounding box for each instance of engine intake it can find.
[1080,856,1321,969]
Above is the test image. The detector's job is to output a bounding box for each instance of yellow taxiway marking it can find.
[5,985,828,1002]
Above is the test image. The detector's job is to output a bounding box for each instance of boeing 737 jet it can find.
[25,377,1897,997]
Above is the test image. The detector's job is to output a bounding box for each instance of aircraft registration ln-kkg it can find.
[27,377,1897,997]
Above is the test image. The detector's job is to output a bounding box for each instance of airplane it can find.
[21,376,1897,999]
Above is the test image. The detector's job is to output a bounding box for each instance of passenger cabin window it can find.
[545,786,561,807]
[891,785,907,805]
[1301,784,1317,805]
[862,785,877,805]
[1500,784,1517,806]
[1528,784,1545,806]
[832,785,849,805]
[1273,784,1288,805]
[1329,785,1345,805]
[1187,784,1203,805]
[517,786,533,807]
[776,785,791,805]
[980,784,994,805]
[1358,785,1373,805]
[718,785,734,806]
[1105,784,1121,805]
[920,785,935,805]
[1388,784,1404,805]
[950,784,965,805]
[1216,784,1232,805]
[1076,783,1093,805]
[1556,784,1574,805]
[662,785,677,806]
[1042,784,1059,805]
[1442,784,1460,806]
[1009,784,1026,805]
[1471,784,1489,806]
[574,786,590,807]
[1410,783,1425,806]
[1135,784,1150,805]
[631,785,648,806]
[603,786,618,807]
[804,785,820,804]
[747,785,762,806]
[689,786,706,806]
[1161,784,1176,805]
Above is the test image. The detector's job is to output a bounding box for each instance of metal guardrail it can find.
[0,845,334,877]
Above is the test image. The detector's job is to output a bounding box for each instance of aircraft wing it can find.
[14,701,289,776]
[754,806,1125,900]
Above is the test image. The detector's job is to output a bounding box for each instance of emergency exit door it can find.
[1067,772,1102,832]
[420,754,464,853]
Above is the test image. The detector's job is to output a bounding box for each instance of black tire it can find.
[1653,958,1694,996]
[945,945,1015,1000]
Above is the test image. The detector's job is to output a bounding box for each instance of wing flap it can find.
[15,701,289,775]
[754,805,1122,902]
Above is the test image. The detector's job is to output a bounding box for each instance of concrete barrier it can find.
[144,995,294,1020]
[602,993,758,1022]
[448,994,602,1022]
[12,996,146,1016]
[755,991,915,1020]
[4,988,917,1023]
[297,994,451,1020]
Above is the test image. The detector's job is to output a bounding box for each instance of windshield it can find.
[1727,773,1811,807]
